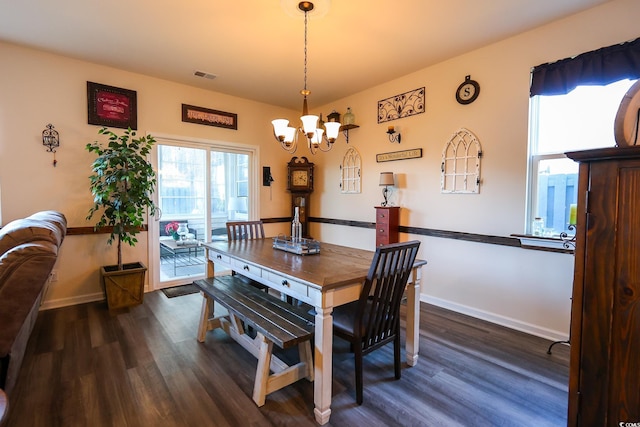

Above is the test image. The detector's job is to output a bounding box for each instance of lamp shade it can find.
[324,121,341,141]
[272,119,289,138]
[228,197,247,211]
[310,128,324,146]
[301,114,319,136]
[379,172,394,186]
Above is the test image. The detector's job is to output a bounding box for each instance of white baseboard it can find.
[420,295,569,342]
[40,292,105,311]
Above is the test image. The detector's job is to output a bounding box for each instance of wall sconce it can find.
[42,123,60,166]
[379,172,395,206]
[386,126,401,144]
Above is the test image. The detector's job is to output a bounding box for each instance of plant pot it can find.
[100,262,147,310]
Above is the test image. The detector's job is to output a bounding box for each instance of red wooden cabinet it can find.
[375,206,399,247]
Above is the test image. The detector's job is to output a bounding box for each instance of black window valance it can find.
[530,37,640,97]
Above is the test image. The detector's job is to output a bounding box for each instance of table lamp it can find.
[379,172,394,207]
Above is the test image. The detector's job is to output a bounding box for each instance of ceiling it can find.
[0,0,611,111]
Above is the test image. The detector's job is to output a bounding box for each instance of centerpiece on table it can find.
[165,221,181,241]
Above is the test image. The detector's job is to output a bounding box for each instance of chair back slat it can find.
[226,221,265,241]
[356,241,420,352]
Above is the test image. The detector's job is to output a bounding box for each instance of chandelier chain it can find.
[303,9,308,93]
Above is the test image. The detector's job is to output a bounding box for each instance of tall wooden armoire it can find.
[565,146,640,425]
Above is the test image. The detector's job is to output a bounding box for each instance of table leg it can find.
[314,306,333,425]
[173,248,177,276]
[405,266,422,366]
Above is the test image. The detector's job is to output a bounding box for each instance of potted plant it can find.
[86,127,158,310]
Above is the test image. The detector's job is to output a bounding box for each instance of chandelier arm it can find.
[316,140,333,152]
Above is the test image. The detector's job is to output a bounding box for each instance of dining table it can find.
[200,238,426,425]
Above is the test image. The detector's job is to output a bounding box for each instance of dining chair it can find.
[226,221,265,241]
[225,221,269,292]
[332,240,421,404]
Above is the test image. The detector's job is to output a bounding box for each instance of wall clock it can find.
[287,156,314,192]
[456,75,480,105]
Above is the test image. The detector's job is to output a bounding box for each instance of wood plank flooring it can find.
[4,291,569,426]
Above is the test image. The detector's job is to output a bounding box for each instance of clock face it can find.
[456,76,480,105]
[287,156,314,192]
[292,170,308,186]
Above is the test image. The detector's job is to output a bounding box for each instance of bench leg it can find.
[253,332,273,407]
[251,333,314,407]
[197,293,214,342]
[299,340,314,382]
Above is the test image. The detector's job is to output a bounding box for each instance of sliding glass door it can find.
[149,136,256,289]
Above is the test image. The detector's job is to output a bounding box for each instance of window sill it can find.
[511,234,575,253]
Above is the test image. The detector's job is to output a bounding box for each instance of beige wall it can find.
[1,0,638,339]
[0,43,295,306]
[309,0,639,339]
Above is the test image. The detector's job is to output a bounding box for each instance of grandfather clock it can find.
[287,157,314,238]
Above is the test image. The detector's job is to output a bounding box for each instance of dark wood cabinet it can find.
[375,206,399,246]
[565,146,640,426]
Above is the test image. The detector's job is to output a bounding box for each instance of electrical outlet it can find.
[50,270,58,282]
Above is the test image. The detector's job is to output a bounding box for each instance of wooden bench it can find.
[193,276,314,406]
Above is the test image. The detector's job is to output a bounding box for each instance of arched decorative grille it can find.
[441,128,482,194]
[340,147,361,193]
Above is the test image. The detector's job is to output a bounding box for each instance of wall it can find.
[1,0,637,340]
[310,0,640,339]
[0,43,295,306]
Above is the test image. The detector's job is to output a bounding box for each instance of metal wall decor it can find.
[386,125,401,143]
[441,128,482,194]
[340,147,361,193]
[42,123,60,167]
[378,87,425,123]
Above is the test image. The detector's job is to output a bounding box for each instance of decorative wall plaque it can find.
[378,87,425,123]
[376,148,423,163]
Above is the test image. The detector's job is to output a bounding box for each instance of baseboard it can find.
[420,295,569,342]
[40,292,105,311]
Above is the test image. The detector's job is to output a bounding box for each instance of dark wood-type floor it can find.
[4,291,569,426]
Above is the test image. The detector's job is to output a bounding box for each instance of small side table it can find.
[375,206,400,246]
[160,239,204,275]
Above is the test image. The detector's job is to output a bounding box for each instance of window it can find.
[528,79,636,236]
[527,37,640,238]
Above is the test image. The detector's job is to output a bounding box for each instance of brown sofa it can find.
[0,210,66,396]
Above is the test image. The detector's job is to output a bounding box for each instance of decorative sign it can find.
[87,82,137,129]
[441,128,482,194]
[378,87,425,123]
[376,148,423,163]
[181,104,237,130]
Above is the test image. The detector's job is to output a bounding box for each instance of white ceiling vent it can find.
[194,70,217,80]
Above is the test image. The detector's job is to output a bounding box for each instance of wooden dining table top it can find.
[203,238,427,292]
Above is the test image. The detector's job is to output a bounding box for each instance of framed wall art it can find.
[181,104,237,130]
[378,87,425,123]
[87,81,137,129]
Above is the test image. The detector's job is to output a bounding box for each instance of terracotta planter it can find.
[101,262,147,310]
